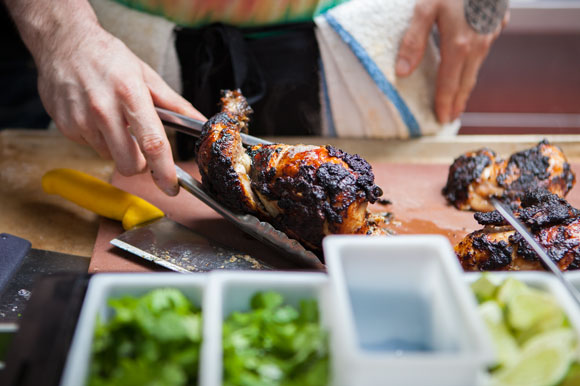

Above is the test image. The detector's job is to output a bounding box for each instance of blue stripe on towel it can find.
[324,13,421,137]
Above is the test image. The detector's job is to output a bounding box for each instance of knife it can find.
[42,168,271,272]
[490,198,580,307]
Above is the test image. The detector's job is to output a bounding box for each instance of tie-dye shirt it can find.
[112,0,349,27]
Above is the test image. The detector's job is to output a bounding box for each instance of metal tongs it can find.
[491,198,580,307]
[156,107,323,269]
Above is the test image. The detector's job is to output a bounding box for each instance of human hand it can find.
[396,0,509,123]
[35,20,204,196]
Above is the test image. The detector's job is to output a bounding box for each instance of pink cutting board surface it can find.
[89,162,580,273]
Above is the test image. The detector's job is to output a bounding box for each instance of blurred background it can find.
[460,0,580,135]
[1,0,579,135]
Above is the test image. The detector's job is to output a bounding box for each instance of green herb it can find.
[222,291,330,386]
[88,288,202,386]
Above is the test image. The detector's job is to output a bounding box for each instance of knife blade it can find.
[42,168,272,272]
[490,198,580,307]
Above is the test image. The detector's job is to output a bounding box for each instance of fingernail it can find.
[396,58,410,76]
[163,183,179,197]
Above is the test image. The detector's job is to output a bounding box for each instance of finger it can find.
[396,2,437,77]
[451,54,483,120]
[435,41,467,123]
[50,97,89,146]
[95,100,147,174]
[80,90,145,166]
[501,10,510,29]
[119,77,179,196]
[141,63,206,120]
[81,127,112,160]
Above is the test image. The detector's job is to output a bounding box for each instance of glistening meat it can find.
[196,90,386,252]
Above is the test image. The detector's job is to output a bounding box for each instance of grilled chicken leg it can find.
[456,189,580,271]
[196,90,386,252]
[443,141,575,211]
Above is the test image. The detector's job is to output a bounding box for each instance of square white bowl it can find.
[59,273,207,386]
[200,271,331,386]
[323,234,495,386]
[465,271,580,384]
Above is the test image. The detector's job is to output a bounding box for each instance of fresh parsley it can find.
[88,288,202,386]
[222,291,330,386]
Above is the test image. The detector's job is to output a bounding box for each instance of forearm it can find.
[3,0,98,65]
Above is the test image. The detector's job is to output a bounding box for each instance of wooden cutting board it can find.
[89,162,580,273]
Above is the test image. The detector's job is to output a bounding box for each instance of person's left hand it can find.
[395,0,509,123]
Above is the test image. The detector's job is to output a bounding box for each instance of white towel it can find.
[316,0,459,138]
[89,0,182,94]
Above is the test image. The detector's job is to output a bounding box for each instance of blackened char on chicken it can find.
[443,140,575,212]
[456,189,580,271]
[196,90,386,252]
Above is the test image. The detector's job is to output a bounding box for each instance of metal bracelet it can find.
[464,0,509,34]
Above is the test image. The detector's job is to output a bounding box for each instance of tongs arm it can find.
[156,107,272,147]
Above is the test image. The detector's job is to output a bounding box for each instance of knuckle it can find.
[115,78,139,101]
[88,98,109,123]
[413,1,432,21]
[116,163,139,177]
[453,38,471,55]
[140,134,168,158]
[401,33,423,54]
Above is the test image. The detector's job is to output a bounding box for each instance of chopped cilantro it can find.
[222,291,330,386]
[88,288,202,386]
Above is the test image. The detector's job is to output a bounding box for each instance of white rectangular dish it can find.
[322,234,495,386]
[62,235,564,386]
[200,271,331,386]
[60,273,208,386]
[59,271,331,386]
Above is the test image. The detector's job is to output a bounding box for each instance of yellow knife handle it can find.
[42,168,164,230]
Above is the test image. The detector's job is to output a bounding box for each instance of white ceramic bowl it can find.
[59,271,332,386]
[323,234,495,386]
[200,271,331,386]
[59,273,207,386]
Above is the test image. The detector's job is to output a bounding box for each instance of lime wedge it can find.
[516,310,566,346]
[507,291,563,332]
[491,332,574,386]
[522,328,576,354]
[496,277,529,307]
[479,300,504,325]
[472,275,498,303]
[479,301,520,368]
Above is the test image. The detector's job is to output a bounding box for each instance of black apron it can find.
[174,22,321,160]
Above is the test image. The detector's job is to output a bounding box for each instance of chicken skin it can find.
[443,140,575,212]
[196,90,385,252]
[456,189,580,271]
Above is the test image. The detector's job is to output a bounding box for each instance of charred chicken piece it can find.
[456,189,580,271]
[196,90,385,252]
[443,140,575,211]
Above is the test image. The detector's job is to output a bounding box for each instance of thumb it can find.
[396,5,436,77]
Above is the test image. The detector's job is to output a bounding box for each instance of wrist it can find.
[4,0,99,66]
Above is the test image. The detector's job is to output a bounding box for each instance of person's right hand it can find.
[35,19,204,196]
